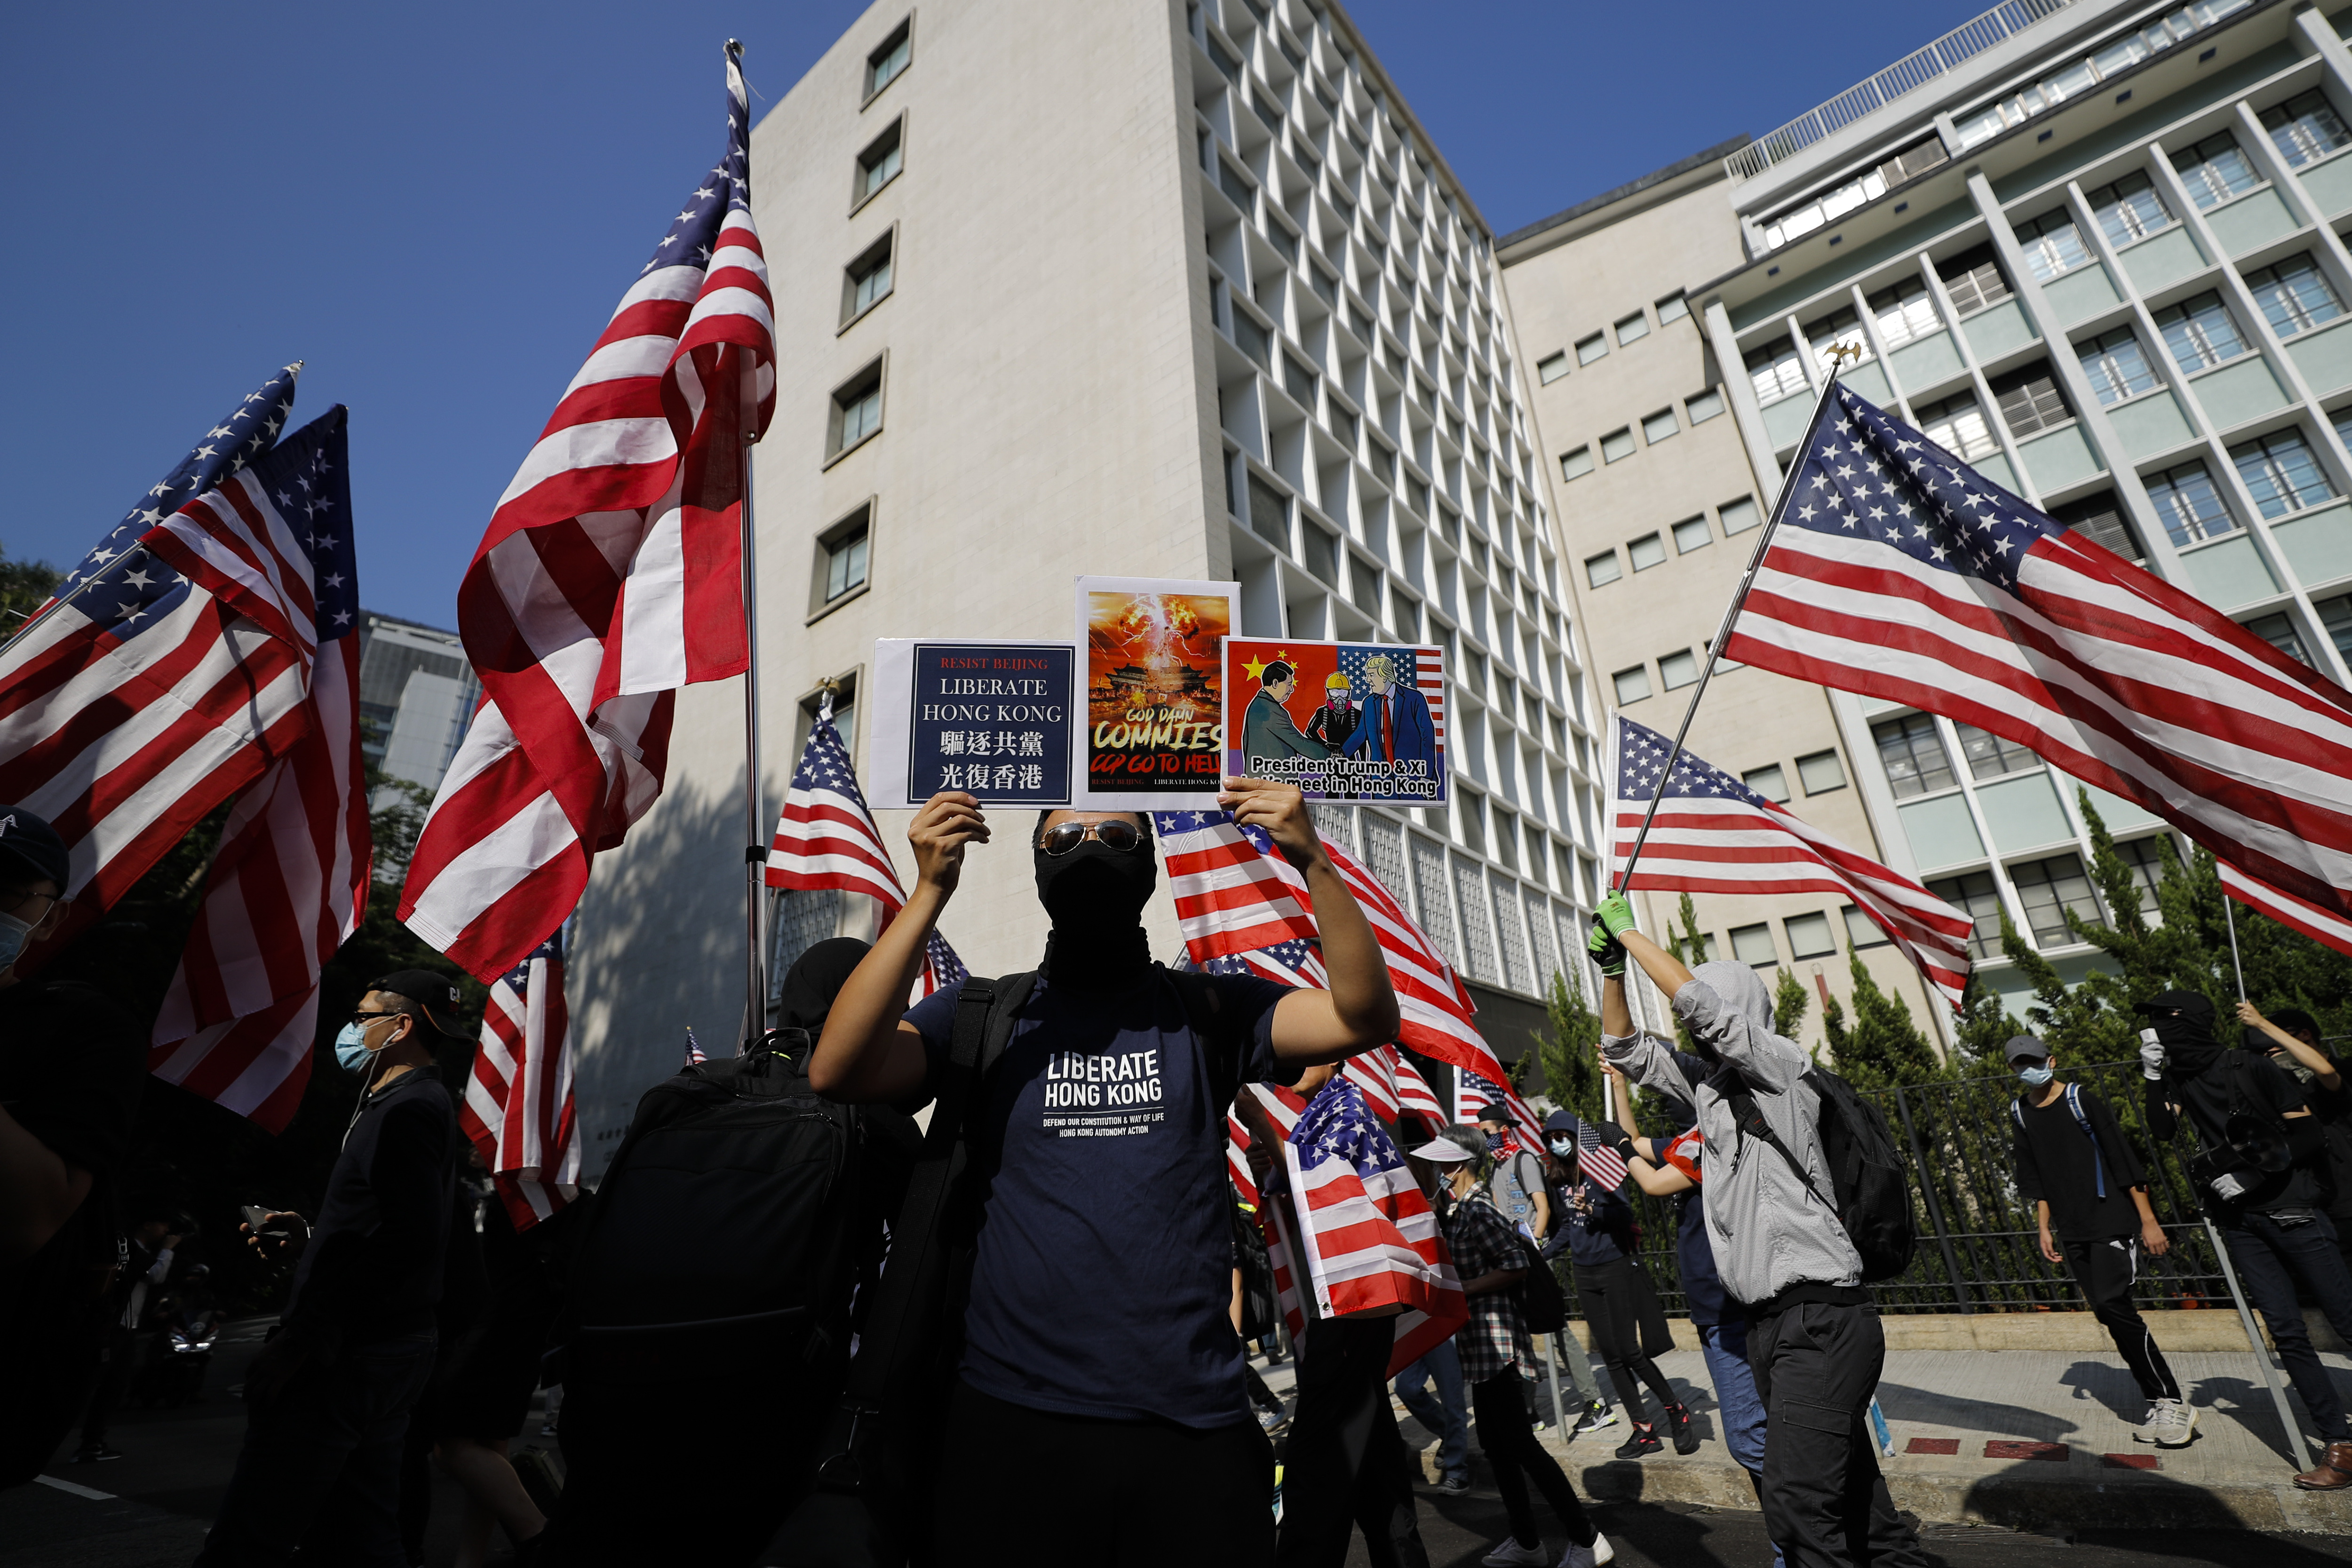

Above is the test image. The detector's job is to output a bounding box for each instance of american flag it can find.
[0,366,306,955]
[684,1026,706,1066]
[1574,1117,1630,1195]
[1334,644,1447,752]
[463,930,580,1230]
[1611,714,1974,1011]
[144,414,371,1130]
[2221,860,2352,960]
[1271,1078,1466,1375]
[1725,382,2352,920]
[401,46,776,981]
[1342,1045,1446,1132]
[1156,810,1320,958]
[765,703,964,995]
[1451,1067,1546,1151]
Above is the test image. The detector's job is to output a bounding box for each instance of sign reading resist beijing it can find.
[866,639,1077,808]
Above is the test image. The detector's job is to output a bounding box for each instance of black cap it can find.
[1544,1108,1579,1135]
[367,970,465,1037]
[0,804,69,890]
[2132,990,2215,1027]
[2271,1007,2320,1040]
[2003,1034,2050,1065]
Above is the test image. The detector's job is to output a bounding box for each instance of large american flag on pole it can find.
[764,704,963,995]
[144,414,372,1129]
[1611,714,1973,1011]
[462,929,580,1230]
[2221,860,2352,960]
[401,46,775,981]
[1725,382,2352,920]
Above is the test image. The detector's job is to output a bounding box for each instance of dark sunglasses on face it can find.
[348,1010,405,1029]
[1039,819,1144,856]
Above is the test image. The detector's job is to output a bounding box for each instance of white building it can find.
[356,611,478,797]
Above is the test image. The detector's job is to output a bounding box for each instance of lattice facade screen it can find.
[768,888,844,1008]
[1361,812,1413,912]
[1453,856,1497,983]
[1311,801,1357,855]
[1524,889,1559,996]
[1491,873,1529,992]
[1410,836,1459,965]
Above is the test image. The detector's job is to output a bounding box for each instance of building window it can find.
[1576,332,1607,366]
[1872,712,1955,798]
[1869,276,1940,348]
[1720,496,1761,534]
[2241,611,2312,664]
[1743,763,1790,802]
[841,231,895,326]
[814,505,872,610]
[855,119,905,206]
[1843,904,1891,948]
[2113,836,2169,915]
[1993,366,2071,439]
[2153,292,2249,372]
[1657,291,1690,324]
[1687,388,1725,423]
[829,361,885,456]
[2085,172,2173,247]
[1796,748,1846,794]
[1643,408,1679,445]
[1585,550,1621,588]
[2319,592,2352,661]
[1803,305,1871,367]
[2053,491,2144,561]
[1956,721,2037,780]
[1247,473,1291,551]
[2012,209,2090,283]
[1612,664,1652,704]
[1728,923,1778,966]
[1601,427,1636,463]
[1659,649,1699,689]
[1912,392,1999,461]
[1785,911,1838,960]
[2011,853,2101,947]
[2077,327,2159,405]
[1560,445,1594,481]
[1300,523,1340,585]
[1672,516,1711,554]
[1282,352,1318,407]
[2241,254,2345,338]
[2172,133,2261,210]
[1926,869,2004,959]
[1939,245,2014,312]
[2262,90,2352,168]
[2144,461,2236,545]
[1628,533,1665,571]
[2231,429,2336,519]
[1615,311,1650,347]
[864,19,912,100]
[1537,351,1569,384]
[1747,340,1807,404]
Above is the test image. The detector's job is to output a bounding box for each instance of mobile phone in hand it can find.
[241,1206,294,1242]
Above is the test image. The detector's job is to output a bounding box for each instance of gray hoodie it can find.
[1601,961,1861,1306]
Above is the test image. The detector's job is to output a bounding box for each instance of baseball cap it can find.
[367,970,466,1037]
[1408,1135,1478,1164]
[2270,1007,2320,1039]
[2132,990,2216,1027]
[2002,1035,2050,1065]
[0,804,70,890]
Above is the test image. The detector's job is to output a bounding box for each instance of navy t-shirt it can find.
[1660,1049,1731,1326]
[904,967,1290,1428]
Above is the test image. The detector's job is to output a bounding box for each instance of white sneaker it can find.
[1557,1533,1614,1568]
[1481,1538,1549,1567]
[2139,1399,2197,1448]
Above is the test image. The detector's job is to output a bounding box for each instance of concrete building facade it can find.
[355,611,478,797]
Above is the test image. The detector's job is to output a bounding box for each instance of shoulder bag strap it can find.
[1727,1077,1834,1212]
[2061,1084,2106,1198]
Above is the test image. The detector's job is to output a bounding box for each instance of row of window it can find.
[1692,902,1894,968]
[1533,291,1690,384]
[1952,2,2257,151]
[1558,387,1727,481]
[1931,840,2169,958]
[1583,497,1761,587]
[1871,711,2047,800]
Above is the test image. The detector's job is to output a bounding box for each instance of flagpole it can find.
[734,40,768,1052]
[2222,887,2249,1004]
[1614,364,1849,891]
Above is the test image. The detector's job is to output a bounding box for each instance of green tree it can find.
[1772,965,1811,1041]
[1832,945,1944,1088]
[1539,969,1604,1124]
[0,540,61,632]
[1952,971,2024,1067]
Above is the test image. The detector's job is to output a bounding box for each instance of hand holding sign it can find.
[1218,775,1324,872]
[909,791,990,899]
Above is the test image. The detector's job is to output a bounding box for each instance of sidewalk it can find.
[1260,1338,2352,1536]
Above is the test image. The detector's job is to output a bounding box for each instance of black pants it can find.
[194,1331,437,1568]
[932,1378,1275,1568]
[2061,1236,2179,1402]
[77,1323,137,1446]
[1573,1258,1676,1420]
[1746,1300,1926,1568]
[1277,1315,1427,1568]
[1468,1372,1595,1552]
[2222,1210,2352,1442]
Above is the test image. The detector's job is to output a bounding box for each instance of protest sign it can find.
[1221,637,1447,804]
[866,639,1077,809]
[1075,576,1236,808]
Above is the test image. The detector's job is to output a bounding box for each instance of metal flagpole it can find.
[738,246,769,1052]
[1614,363,1848,891]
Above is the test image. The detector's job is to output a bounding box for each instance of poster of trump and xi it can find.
[1221,638,1448,805]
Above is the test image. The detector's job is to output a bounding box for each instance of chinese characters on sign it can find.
[867,639,1076,808]
[1220,637,1448,805]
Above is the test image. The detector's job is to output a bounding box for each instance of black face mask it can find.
[1034,827,1157,986]
[2152,1011,2223,1077]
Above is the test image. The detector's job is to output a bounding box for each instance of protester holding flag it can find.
[2236,1002,2352,1276]
[810,779,1399,1566]
[1537,1112,1617,1434]
[1547,1111,1686,1462]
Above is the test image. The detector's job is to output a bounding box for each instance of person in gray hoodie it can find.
[1588,893,1927,1568]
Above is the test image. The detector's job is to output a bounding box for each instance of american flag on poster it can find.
[1610,714,1975,1011]
[765,703,964,995]
[462,931,580,1229]
[2222,860,2352,959]
[1156,811,1320,959]
[400,48,776,981]
[1332,644,1448,752]
[1724,382,2352,921]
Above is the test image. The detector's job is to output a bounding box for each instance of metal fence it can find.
[1621,1060,2238,1319]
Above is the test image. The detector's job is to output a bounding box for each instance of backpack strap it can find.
[1725,1074,1835,1214]
[2062,1083,2107,1199]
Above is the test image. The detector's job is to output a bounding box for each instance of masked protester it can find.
[2142,990,2352,1488]
[810,780,1400,1568]
[1537,1112,1617,1433]
[2004,1035,2191,1447]
[1542,1111,1684,1461]
[198,970,463,1568]
[1591,894,1931,1568]
[2239,1002,2352,1278]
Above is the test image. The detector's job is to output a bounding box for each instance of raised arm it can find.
[2239,1001,2342,1090]
[1224,778,1400,1063]
[810,792,990,1104]
[1597,893,1810,1092]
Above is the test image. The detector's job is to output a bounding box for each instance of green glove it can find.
[1587,916,1626,977]
[1595,891,1637,939]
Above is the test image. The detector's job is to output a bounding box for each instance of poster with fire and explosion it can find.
[1074,576,1237,807]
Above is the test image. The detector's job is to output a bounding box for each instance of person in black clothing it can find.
[196,970,462,1567]
[1551,1113,1687,1460]
[73,1207,187,1464]
[2003,1035,2191,1447]
[0,803,147,1489]
[2141,989,2352,1489]
[2239,1002,2352,1279]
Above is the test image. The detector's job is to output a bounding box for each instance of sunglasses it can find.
[1039,820,1144,856]
[347,1010,405,1029]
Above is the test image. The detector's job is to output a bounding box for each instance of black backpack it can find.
[559,1029,920,1389]
[1510,1232,1566,1334]
[1725,1066,1915,1284]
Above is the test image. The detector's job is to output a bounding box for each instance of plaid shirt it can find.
[1442,1189,1532,1383]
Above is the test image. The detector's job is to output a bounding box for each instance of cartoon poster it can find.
[865,639,1077,809]
[1220,637,1447,805]
[1074,576,1237,808]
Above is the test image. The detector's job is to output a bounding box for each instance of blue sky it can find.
[4,0,1983,629]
